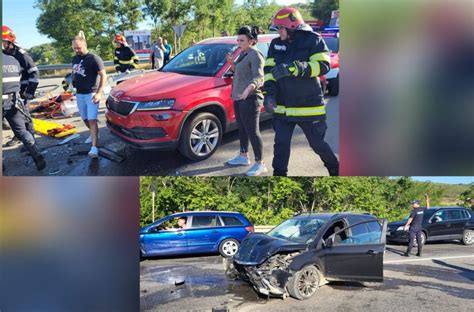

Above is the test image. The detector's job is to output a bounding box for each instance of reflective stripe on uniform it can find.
[3,76,21,82]
[274,106,286,114]
[264,73,275,83]
[309,61,320,77]
[272,105,325,116]
[265,58,275,67]
[310,52,331,63]
[285,106,326,116]
[20,81,29,85]
[29,78,39,83]
[2,94,10,99]
[27,66,38,73]
[118,60,135,65]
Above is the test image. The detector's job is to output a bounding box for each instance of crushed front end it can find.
[233,252,300,298]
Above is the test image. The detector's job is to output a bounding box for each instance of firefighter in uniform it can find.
[113,34,139,73]
[263,7,339,176]
[2,26,39,147]
[2,50,46,171]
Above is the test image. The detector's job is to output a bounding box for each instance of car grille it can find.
[106,96,137,116]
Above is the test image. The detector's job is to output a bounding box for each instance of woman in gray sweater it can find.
[225,26,267,176]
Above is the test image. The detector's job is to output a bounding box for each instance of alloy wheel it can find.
[297,268,318,297]
[189,119,220,157]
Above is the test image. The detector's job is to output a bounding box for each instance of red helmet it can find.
[114,34,126,45]
[271,7,305,30]
[2,25,16,43]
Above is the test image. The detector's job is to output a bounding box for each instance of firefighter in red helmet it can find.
[113,34,139,73]
[2,25,39,147]
[263,7,339,176]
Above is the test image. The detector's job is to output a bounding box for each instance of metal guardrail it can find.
[254,225,275,233]
[37,58,150,72]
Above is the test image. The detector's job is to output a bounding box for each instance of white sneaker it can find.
[226,154,250,166]
[246,163,268,176]
[88,146,99,158]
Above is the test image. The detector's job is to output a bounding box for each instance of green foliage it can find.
[33,0,316,62]
[311,0,338,25]
[139,177,470,227]
[28,43,60,64]
[459,183,474,208]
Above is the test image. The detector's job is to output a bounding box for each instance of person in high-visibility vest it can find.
[113,34,139,73]
[263,7,339,176]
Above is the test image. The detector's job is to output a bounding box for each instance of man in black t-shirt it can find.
[403,195,430,257]
[71,34,107,158]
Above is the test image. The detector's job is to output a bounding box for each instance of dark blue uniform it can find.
[407,207,426,255]
[263,30,339,176]
[2,52,45,171]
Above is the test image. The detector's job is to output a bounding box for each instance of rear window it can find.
[220,216,243,226]
[191,215,218,228]
[448,210,463,220]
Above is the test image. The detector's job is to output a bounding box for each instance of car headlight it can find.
[396,226,405,231]
[136,99,175,111]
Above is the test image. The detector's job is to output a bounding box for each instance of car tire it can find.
[413,231,426,247]
[219,238,240,258]
[178,112,222,161]
[327,75,339,96]
[287,265,320,300]
[462,229,474,245]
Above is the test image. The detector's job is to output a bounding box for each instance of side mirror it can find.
[223,70,233,78]
[432,217,441,223]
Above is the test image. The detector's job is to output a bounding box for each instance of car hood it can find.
[110,71,218,103]
[233,233,307,265]
[388,220,405,228]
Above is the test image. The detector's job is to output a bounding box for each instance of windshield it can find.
[323,37,339,53]
[161,43,237,77]
[268,217,327,243]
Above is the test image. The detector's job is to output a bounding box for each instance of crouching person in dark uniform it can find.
[2,50,45,171]
[263,7,339,176]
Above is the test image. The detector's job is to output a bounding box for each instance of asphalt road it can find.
[140,241,474,312]
[2,76,338,176]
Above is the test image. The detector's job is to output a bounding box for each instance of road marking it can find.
[385,255,474,264]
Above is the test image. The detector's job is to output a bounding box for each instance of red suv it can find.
[105,35,277,160]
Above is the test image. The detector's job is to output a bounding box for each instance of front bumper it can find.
[105,109,185,150]
[234,263,287,297]
[386,230,409,242]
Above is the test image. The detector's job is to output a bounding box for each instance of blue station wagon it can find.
[140,211,254,258]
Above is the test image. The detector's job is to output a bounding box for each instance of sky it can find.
[2,0,306,49]
[410,177,473,185]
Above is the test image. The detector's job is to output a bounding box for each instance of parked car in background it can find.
[140,211,254,258]
[387,207,474,246]
[106,35,277,161]
[233,213,387,300]
[321,30,339,96]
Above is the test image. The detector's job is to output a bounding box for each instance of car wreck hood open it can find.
[233,233,307,266]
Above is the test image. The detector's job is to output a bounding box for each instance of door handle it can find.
[446,223,451,227]
[177,233,184,236]
[367,250,377,256]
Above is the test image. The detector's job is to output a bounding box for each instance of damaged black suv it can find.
[233,213,387,300]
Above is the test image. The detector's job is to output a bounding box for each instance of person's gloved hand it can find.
[271,63,293,80]
[263,95,277,113]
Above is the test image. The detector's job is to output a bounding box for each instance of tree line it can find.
[139,176,472,227]
[32,0,338,64]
